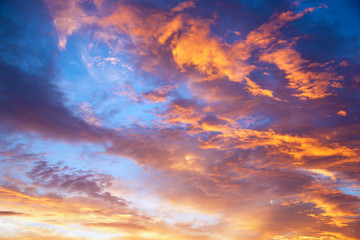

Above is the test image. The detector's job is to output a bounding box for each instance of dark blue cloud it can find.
[289,0,360,62]
[0,0,107,141]
[0,61,105,141]
[0,0,57,75]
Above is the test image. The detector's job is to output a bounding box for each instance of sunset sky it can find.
[1,0,360,239]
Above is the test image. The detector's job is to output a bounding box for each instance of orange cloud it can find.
[143,84,178,103]
[260,47,343,99]
[171,1,196,12]
[92,2,280,99]
[337,110,347,116]
[169,18,277,99]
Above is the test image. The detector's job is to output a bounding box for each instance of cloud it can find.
[84,221,148,231]
[44,0,87,50]
[79,102,102,126]
[0,61,106,142]
[142,84,178,103]
[171,1,196,12]
[2,0,360,239]
[0,1,109,143]
[0,211,29,217]
[27,161,126,205]
[46,1,339,102]
[260,47,343,99]
[337,110,347,116]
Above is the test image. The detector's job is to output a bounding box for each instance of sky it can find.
[0,0,360,239]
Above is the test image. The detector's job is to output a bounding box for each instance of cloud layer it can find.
[1,0,360,239]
